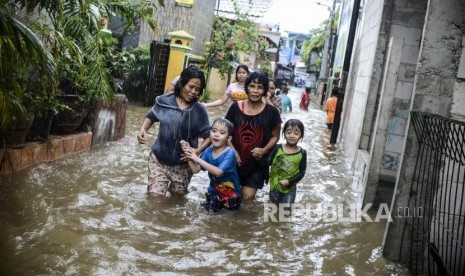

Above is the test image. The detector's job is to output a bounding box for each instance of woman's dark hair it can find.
[212,117,234,136]
[282,119,305,138]
[235,64,249,81]
[331,86,340,97]
[244,71,269,95]
[174,66,206,97]
[269,79,277,89]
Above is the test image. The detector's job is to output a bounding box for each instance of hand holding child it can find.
[180,140,199,162]
[279,179,289,186]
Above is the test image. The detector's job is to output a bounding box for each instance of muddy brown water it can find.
[0,87,409,274]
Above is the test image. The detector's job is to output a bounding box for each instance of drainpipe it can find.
[330,0,361,144]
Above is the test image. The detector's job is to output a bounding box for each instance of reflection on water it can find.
[0,87,408,274]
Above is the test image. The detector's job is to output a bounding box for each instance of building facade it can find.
[330,0,465,273]
[113,0,216,56]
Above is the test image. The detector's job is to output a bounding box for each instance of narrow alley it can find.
[0,87,409,274]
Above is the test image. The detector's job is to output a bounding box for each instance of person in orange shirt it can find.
[325,87,339,129]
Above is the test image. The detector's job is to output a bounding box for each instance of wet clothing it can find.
[269,95,282,113]
[299,92,310,110]
[279,94,292,112]
[148,153,192,196]
[268,144,307,203]
[225,101,282,189]
[269,187,296,204]
[325,96,337,125]
[200,146,241,211]
[226,82,247,104]
[146,92,210,165]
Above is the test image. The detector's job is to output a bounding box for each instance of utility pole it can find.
[325,0,337,85]
[316,0,337,105]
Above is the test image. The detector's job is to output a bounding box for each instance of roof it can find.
[168,30,195,40]
[216,0,273,20]
[260,29,280,47]
[287,32,312,41]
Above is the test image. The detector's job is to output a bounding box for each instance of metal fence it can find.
[407,111,465,275]
[145,41,170,106]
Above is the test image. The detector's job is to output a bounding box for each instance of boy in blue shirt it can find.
[279,89,293,112]
[181,118,241,211]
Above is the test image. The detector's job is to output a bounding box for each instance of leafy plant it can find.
[301,12,340,73]
[203,1,270,80]
[121,46,151,103]
[0,0,165,132]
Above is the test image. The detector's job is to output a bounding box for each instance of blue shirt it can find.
[201,147,240,196]
[279,94,292,112]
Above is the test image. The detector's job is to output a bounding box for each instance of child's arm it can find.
[195,157,224,177]
[268,144,280,166]
[182,147,224,176]
[186,159,201,174]
[195,137,211,155]
[227,140,241,166]
[287,149,307,187]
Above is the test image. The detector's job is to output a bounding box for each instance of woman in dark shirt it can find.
[225,71,282,202]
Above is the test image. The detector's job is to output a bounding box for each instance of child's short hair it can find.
[212,118,234,136]
[305,87,311,93]
[282,119,305,138]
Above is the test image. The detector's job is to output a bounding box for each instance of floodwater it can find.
[0,87,409,275]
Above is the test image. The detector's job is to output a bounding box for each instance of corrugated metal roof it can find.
[216,0,273,20]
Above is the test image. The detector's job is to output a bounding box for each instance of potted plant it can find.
[1,0,164,138]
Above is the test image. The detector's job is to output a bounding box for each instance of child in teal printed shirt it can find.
[268,119,307,204]
[181,118,241,212]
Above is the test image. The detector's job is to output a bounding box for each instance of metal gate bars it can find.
[407,111,465,275]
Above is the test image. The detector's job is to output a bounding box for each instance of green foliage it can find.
[261,59,273,77]
[301,32,325,67]
[203,2,270,79]
[201,89,211,103]
[0,0,164,132]
[301,13,340,73]
[121,46,151,103]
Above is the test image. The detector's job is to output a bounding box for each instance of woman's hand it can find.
[180,140,190,152]
[137,129,147,144]
[251,147,266,159]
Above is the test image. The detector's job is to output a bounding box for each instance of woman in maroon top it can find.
[225,71,282,202]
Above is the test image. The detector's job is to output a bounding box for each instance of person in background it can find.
[299,87,311,111]
[268,119,307,205]
[180,118,241,212]
[166,65,198,92]
[137,66,211,198]
[225,71,282,202]
[280,88,292,113]
[325,87,339,130]
[265,79,282,113]
[204,64,249,107]
[166,75,180,92]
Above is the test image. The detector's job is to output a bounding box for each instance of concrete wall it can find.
[123,0,215,55]
[364,0,426,205]
[339,0,384,193]
[383,0,465,268]
[340,0,383,163]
